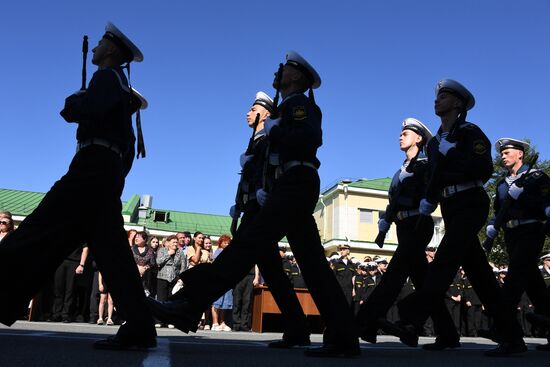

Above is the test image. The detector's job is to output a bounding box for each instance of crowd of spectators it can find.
[12,225,259,332]
[328,244,550,338]
[3,210,549,338]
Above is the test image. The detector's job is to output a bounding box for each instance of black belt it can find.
[505,219,543,229]
[275,160,317,179]
[441,180,483,198]
[77,138,122,157]
[395,209,420,221]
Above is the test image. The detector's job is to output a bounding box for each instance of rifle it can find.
[81,35,88,90]
[230,113,261,236]
[262,63,284,192]
[374,147,422,248]
[414,112,464,231]
[482,153,539,252]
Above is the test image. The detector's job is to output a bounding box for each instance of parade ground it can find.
[0,322,548,367]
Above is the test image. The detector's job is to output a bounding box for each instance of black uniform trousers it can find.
[399,188,523,342]
[157,279,176,303]
[177,167,356,346]
[501,223,549,329]
[358,216,458,341]
[340,286,353,307]
[52,259,78,320]
[445,298,461,333]
[0,147,154,336]
[89,270,100,321]
[232,272,254,329]
[464,304,483,336]
[235,200,308,335]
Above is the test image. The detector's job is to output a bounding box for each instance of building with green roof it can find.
[0,188,233,242]
[1,179,444,258]
[314,178,444,259]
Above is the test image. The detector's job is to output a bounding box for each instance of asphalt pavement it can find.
[0,321,548,367]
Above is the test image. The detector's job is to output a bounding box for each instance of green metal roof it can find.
[0,187,233,236]
[0,188,46,216]
[136,208,232,236]
[321,177,392,196]
[349,177,391,191]
[122,194,140,218]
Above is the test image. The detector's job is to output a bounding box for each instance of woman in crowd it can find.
[147,236,161,299]
[156,235,184,328]
[0,211,15,243]
[203,236,214,263]
[127,229,137,247]
[199,239,214,330]
[149,237,160,252]
[97,272,114,325]
[132,231,156,296]
[187,231,210,268]
[211,235,233,331]
[187,232,212,329]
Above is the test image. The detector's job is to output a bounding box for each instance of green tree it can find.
[479,140,550,265]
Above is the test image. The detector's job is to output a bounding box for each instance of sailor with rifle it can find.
[358,118,459,349]
[0,22,155,350]
[147,51,360,358]
[485,139,550,352]
[379,79,525,357]
[228,91,311,345]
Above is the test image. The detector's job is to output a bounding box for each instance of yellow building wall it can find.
[314,186,443,246]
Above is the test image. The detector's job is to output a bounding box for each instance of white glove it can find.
[545,206,550,217]
[486,225,498,239]
[239,153,253,168]
[438,138,456,156]
[264,117,281,135]
[378,218,390,233]
[508,183,524,200]
[256,189,270,206]
[399,169,414,183]
[419,198,436,215]
[229,205,240,219]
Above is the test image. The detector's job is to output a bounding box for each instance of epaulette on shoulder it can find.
[288,93,308,105]
[525,169,543,178]
[108,68,130,93]
[459,122,477,130]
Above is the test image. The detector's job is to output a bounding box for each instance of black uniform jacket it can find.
[268,93,322,168]
[385,157,430,221]
[489,165,550,225]
[425,121,493,203]
[60,66,137,173]
[240,130,268,204]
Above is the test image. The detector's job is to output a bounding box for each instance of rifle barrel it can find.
[81,35,88,90]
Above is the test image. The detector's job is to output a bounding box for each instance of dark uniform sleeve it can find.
[384,170,400,221]
[517,171,550,212]
[488,181,504,226]
[443,124,493,184]
[250,137,269,194]
[399,158,430,209]
[60,69,123,123]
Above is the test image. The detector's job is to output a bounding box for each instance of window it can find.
[154,211,170,222]
[359,209,373,224]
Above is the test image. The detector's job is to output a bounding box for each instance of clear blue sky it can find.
[2,0,549,215]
